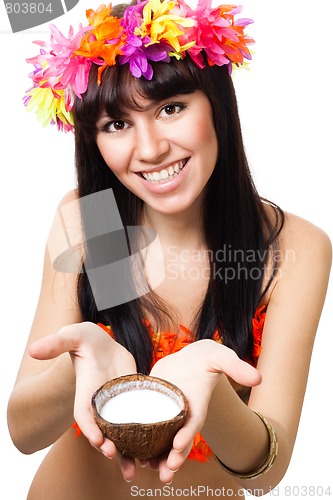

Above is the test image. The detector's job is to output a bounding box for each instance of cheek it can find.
[96,137,128,174]
[191,114,218,160]
[178,102,218,153]
[196,108,216,137]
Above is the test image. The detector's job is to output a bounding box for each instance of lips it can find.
[139,159,188,183]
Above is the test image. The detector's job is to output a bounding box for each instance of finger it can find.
[213,345,262,386]
[116,452,136,482]
[148,451,169,472]
[157,456,175,484]
[28,324,82,360]
[99,438,118,459]
[165,425,195,473]
[74,410,105,448]
[149,457,160,471]
[166,446,190,475]
[73,389,107,448]
[138,459,149,467]
[172,421,198,454]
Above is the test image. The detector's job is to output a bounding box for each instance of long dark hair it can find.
[74,45,284,373]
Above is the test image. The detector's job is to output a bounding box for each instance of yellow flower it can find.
[135,0,195,56]
[25,86,74,129]
[86,3,113,28]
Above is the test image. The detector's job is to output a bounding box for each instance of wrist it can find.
[213,410,278,480]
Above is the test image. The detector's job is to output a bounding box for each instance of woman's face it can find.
[96,90,218,216]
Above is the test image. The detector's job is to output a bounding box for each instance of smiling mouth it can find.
[140,159,189,183]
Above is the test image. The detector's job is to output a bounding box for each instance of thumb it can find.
[213,344,261,387]
[28,324,82,360]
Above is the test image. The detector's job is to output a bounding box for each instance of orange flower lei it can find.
[252,304,266,359]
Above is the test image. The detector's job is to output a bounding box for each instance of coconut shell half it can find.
[92,373,188,460]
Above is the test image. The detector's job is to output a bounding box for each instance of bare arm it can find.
[150,214,332,489]
[7,231,82,453]
[7,192,136,454]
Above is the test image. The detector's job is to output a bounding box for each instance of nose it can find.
[133,122,170,164]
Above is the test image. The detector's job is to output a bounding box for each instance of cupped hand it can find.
[28,321,137,478]
[149,339,261,483]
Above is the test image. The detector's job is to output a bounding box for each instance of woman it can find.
[7,1,331,498]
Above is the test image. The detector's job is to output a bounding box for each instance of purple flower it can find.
[119,1,170,79]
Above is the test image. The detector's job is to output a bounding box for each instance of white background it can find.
[1,0,332,498]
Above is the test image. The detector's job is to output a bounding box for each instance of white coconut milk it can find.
[100,389,181,424]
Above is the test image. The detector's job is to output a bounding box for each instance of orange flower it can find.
[151,331,177,364]
[97,322,113,336]
[71,422,82,438]
[188,433,213,462]
[252,304,266,359]
[75,4,126,72]
[86,3,114,27]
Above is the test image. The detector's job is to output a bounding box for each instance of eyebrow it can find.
[97,102,155,123]
[135,94,185,112]
[97,94,187,124]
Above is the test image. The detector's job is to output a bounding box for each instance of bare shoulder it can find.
[260,204,332,311]
[58,188,79,205]
[263,203,331,267]
[47,188,83,274]
[39,187,83,324]
[279,211,332,266]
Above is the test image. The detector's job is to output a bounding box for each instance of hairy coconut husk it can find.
[92,373,188,460]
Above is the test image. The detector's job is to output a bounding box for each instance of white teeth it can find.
[141,160,186,183]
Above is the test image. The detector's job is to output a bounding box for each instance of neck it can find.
[142,198,206,250]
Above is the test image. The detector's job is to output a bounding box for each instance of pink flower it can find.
[28,23,93,99]
[178,0,253,70]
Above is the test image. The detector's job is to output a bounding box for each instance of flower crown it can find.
[23,0,254,132]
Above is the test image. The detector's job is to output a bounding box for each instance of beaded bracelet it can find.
[213,410,278,480]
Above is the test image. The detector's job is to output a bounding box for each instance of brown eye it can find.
[160,103,184,119]
[164,105,177,115]
[102,119,130,133]
[113,120,126,131]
